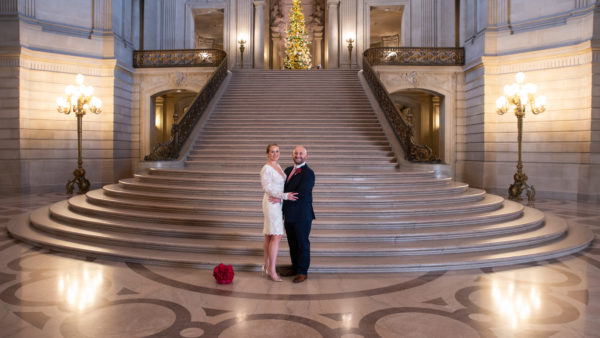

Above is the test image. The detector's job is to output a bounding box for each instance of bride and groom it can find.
[260,144,315,283]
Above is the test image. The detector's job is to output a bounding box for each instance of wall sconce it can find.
[345,34,355,69]
[496,72,546,206]
[238,36,247,69]
[56,74,102,194]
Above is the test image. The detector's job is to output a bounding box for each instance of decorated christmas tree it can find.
[284,0,312,69]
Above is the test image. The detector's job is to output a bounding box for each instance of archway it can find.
[150,90,197,148]
[390,89,443,161]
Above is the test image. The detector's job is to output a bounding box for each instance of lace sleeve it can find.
[260,166,286,199]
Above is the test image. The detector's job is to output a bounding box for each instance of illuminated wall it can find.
[459,0,599,201]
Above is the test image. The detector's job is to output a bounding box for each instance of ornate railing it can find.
[144,52,228,161]
[362,47,464,162]
[133,49,227,68]
[364,47,465,66]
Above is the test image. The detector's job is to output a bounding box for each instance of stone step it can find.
[119,178,460,198]
[132,173,447,187]
[191,139,393,147]
[103,184,485,207]
[188,148,394,156]
[145,168,434,179]
[81,189,503,218]
[28,207,560,257]
[8,211,593,272]
[64,194,523,229]
[44,201,545,242]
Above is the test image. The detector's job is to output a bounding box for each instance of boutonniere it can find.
[296,169,301,174]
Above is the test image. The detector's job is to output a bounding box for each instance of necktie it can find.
[287,167,297,183]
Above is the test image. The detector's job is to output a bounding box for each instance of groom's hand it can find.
[268,196,282,204]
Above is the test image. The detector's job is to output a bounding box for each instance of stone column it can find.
[432,95,441,157]
[271,29,281,70]
[253,1,266,69]
[313,30,323,68]
[327,0,339,69]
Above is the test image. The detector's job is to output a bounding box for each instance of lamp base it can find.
[67,167,90,194]
[507,171,535,207]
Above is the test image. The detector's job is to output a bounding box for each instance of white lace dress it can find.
[260,164,287,235]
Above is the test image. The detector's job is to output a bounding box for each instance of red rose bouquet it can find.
[213,263,234,284]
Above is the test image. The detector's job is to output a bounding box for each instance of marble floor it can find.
[0,192,598,338]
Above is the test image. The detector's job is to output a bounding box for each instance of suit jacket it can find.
[283,164,315,222]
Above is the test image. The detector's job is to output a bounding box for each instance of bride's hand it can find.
[287,192,298,201]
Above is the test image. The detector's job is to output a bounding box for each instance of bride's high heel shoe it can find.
[268,271,283,282]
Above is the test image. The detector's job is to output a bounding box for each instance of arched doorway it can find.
[390,89,443,161]
[150,90,197,148]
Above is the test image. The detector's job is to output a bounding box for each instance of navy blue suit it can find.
[283,164,315,275]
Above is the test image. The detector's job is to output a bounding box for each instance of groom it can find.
[277,145,315,283]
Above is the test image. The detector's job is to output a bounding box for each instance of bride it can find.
[260,144,297,282]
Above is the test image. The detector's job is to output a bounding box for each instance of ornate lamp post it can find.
[346,34,354,69]
[496,72,546,206]
[56,74,102,194]
[238,37,247,69]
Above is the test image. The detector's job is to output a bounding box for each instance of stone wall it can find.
[461,0,599,201]
[0,0,139,194]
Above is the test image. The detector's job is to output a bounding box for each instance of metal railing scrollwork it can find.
[133,49,226,68]
[362,47,464,162]
[364,47,465,66]
[143,51,228,161]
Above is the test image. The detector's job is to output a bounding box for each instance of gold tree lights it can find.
[284,0,312,70]
[496,72,546,206]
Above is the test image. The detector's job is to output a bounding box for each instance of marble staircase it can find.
[7,70,594,272]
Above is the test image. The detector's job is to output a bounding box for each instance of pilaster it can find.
[253,0,266,69]
[327,0,339,69]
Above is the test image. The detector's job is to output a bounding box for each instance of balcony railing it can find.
[133,49,227,68]
[364,47,465,66]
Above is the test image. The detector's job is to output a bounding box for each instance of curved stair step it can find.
[63,193,524,229]
[103,184,485,207]
[130,174,450,188]
[7,212,593,272]
[146,168,436,179]
[29,209,561,256]
[46,200,545,241]
[82,189,504,217]
[118,179,466,199]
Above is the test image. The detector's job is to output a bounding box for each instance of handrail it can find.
[144,53,228,161]
[364,47,465,66]
[133,49,227,68]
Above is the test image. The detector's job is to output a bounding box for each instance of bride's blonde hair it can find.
[266,143,279,153]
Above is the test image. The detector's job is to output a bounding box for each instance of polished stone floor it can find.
[0,191,598,338]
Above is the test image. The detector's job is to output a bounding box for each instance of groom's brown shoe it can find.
[293,274,308,283]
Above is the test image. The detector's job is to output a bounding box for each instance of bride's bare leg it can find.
[268,235,283,279]
[263,235,271,273]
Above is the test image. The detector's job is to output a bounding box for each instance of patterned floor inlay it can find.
[0,194,598,337]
